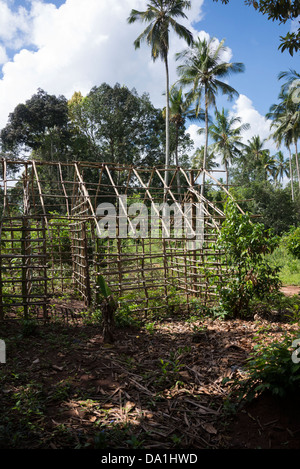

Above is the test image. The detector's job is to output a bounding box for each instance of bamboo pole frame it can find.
[0,159,244,320]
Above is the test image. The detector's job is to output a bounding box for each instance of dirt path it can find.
[281,285,300,297]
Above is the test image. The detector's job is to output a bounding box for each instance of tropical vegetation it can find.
[127,0,194,188]
[0,0,300,450]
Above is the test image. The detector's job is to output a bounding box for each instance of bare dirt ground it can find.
[1,289,300,450]
[280,285,300,297]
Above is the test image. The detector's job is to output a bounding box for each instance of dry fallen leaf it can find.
[124,401,136,413]
[178,370,190,381]
[52,365,63,371]
[202,423,218,435]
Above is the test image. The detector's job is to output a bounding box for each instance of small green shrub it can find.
[216,200,281,317]
[284,226,300,260]
[115,309,139,328]
[20,319,39,337]
[231,333,300,402]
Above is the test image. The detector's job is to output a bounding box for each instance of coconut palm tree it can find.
[163,85,187,198]
[128,0,193,192]
[259,151,277,181]
[192,145,220,171]
[198,108,250,189]
[267,101,295,200]
[175,36,245,194]
[245,135,278,181]
[273,150,290,184]
[163,84,205,196]
[245,135,267,163]
[267,88,300,193]
[267,72,300,197]
[278,69,300,99]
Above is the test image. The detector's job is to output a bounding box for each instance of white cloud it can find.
[231,94,277,151]
[0,45,8,65]
[185,123,205,151]
[0,0,206,128]
[185,93,281,171]
[0,1,31,49]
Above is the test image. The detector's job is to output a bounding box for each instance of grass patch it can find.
[267,242,300,286]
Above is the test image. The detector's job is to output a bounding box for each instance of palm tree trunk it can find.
[294,138,300,193]
[175,124,181,200]
[225,159,229,190]
[288,146,294,201]
[201,86,209,197]
[164,54,170,200]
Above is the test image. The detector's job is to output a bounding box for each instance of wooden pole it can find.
[41,216,48,320]
[83,221,92,307]
[21,216,29,319]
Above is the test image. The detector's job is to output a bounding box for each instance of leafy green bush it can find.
[216,200,281,317]
[284,226,300,260]
[231,333,300,402]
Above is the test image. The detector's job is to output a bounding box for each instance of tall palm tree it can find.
[163,84,205,196]
[268,95,300,192]
[273,150,290,184]
[267,74,300,195]
[128,0,193,192]
[278,69,300,99]
[267,100,296,200]
[259,151,277,181]
[192,145,220,171]
[176,36,245,194]
[245,134,267,162]
[164,85,189,197]
[199,108,250,189]
[244,135,272,180]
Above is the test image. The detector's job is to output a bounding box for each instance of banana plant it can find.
[96,275,117,343]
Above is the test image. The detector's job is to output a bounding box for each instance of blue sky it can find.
[198,0,298,116]
[0,0,298,160]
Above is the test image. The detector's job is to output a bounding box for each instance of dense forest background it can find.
[1,77,299,237]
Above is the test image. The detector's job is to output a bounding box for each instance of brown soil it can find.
[281,285,300,297]
[1,291,300,450]
[226,391,300,449]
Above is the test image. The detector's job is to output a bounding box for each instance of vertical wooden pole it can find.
[141,238,149,316]
[0,242,3,320]
[0,159,5,319]
[42,217,48,320]
[22,216,29,320]
[83,221,91,307]
[116,215,122,298]
[190,171,197,295]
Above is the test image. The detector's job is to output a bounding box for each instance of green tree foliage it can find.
[68,83,167,167]
[0,89,73,208]
[231,179,300,236]
[0,82,193,173]
[89,83,163,166]
[68,82,193,169]
[166,85,192,167]
[0,88,70,160]
[163,85,198,195]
